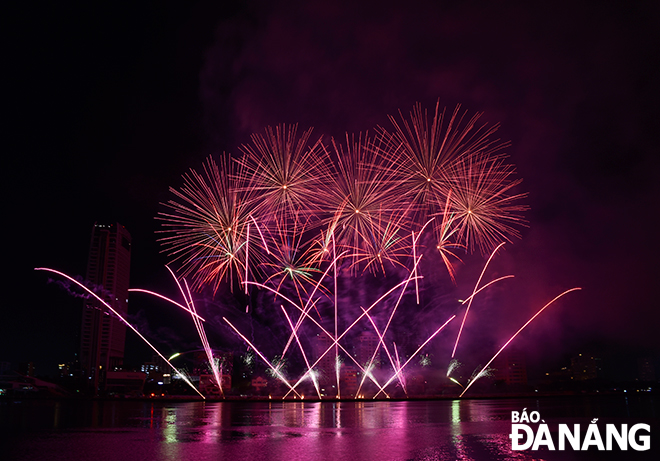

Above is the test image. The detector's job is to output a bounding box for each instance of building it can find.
[492,348,528,386]
[251,376,268,392]
[571,353,602,381]
[79,223,131,394]
[313,332,336,386]
[105,371,146,395]
[340,365,358,396]
[356,331,381,370]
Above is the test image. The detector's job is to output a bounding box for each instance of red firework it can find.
[236,124,331,222]
[260,211,328,307]
[157,155,265,292]
[323,133,407,268]
[443,152,528,254]
[378,102,508,225]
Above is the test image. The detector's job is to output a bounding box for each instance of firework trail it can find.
[280,305,321,399]
[35,268,205,399]
[373,314,455,398]
[130,266,224,395]
[222,316,302,398]
[355,253,425,397]
[279,276,425,397]
[460,287,581,397]
[245,279,397,398]
[452,242,506,358]
[359,306,406,392]
[393,342,408,396]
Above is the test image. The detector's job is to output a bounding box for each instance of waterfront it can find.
[1,395,657,460]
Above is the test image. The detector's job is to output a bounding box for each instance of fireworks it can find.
[38,102,581,400]
[159,104,527,290]
[158,155,260,293]
[444,153,528,253]
[236,124,330,220]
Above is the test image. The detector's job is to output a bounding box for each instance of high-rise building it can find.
[80,223,131,394]
[356,331,380,370]
[492,348,528,386]
[571,353,602,381]
[313,332,336,386]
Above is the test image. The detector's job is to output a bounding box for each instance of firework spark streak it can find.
[452,242,506,358]
[374,314,455,398]
[355,254,424,397]
[393,342,408,396]
[280,305,321,399]
[359,306,405,391]
[279,275,426,397]
[222,316,302,398]
[244,280,396,398]
[131,266,223,395]
[34,267,205,399]
[459,287,582,397]
[410,217,435,304]
[127,288,206,322]
[183,277,223,396]
[273,250,347,357]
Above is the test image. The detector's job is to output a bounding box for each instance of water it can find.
[1,396,657,460]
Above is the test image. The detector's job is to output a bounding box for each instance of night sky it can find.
[5,0,660,380]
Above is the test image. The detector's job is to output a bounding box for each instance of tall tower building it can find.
[357,331,380,370]
[80,223,131,394]
[313,332,335,386]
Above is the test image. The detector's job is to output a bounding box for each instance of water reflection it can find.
[1,396,657,461]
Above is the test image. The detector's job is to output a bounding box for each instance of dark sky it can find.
[5,0,660,378]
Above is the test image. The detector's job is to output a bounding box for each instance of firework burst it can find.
[261,211,328,307]
[324,133,405,269]
[158,155,266,292]
[444,152,528,254]
[378,102,507,223]
[237,124,330,221]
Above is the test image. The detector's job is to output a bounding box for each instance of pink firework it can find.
[260,211,328,308]
[348,205,413,275]
[378,102,507,224]
[443,152,528,254]
[324,133,406,269]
